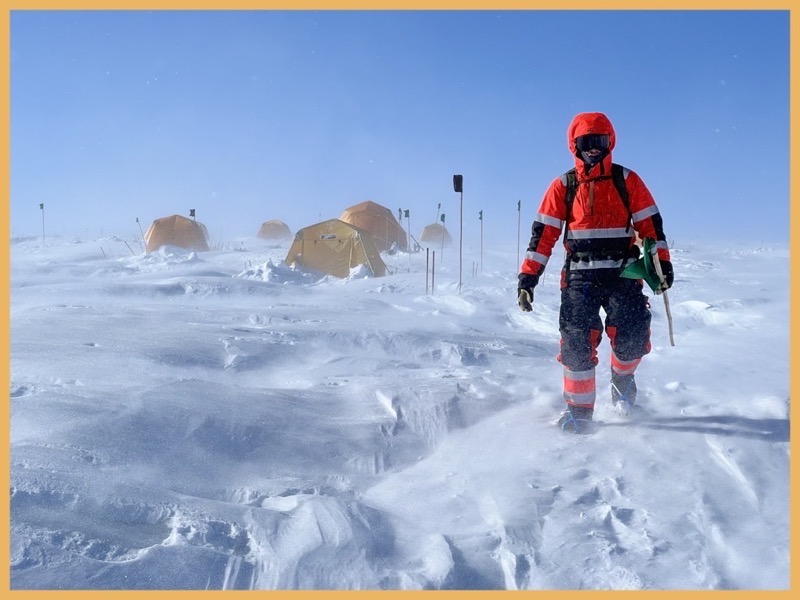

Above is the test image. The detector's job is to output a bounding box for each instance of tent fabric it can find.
[285,219,387,278]
[339,201,408,253]
[144,214,210,253]
[419,223,453,247]
[257,219,292,241]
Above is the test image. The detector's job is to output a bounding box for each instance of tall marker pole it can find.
[39,203,45,243]
[425,248,430,295]
[397,208,403,253]
[453,174,463,294]
[439,213,446,262]
[404,209,411,253]
[478,209,483,274]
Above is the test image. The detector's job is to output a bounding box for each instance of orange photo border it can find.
[0,2,795,599]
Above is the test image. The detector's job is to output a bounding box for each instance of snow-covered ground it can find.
[9,234,790,590]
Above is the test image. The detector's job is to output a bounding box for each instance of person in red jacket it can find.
[517,112,673,432]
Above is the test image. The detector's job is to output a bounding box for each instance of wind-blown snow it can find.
[9,235,790,590]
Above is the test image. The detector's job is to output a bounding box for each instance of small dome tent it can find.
[144,214,210,253]
[420,223,453,247]
[339,201,408,253]
[256,219,292,241]
[285,219,386,278]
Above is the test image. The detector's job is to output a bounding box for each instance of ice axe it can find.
[621,237,675,346]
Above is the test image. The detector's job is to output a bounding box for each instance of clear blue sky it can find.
[10,10,789,246]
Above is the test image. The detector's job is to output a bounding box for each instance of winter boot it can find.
[611,372,637,415]
[557,404,594,433]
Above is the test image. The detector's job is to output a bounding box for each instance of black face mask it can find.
[575,134,610,152]
[581,149,608,165]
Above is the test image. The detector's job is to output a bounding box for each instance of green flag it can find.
[621,237,663,292]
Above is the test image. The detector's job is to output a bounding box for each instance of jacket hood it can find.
[567,112,616,174]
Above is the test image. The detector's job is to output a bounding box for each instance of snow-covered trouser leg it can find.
[605,277,651,410]
[558,276,603,410]
[604,277,652,375]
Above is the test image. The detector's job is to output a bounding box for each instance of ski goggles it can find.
[575,134,610,152]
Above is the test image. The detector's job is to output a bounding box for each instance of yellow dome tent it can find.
[420,222,453,247]
[285,219,387,278]
[339,200,407,253]
[144,214,210,253]
[256,219,292,241]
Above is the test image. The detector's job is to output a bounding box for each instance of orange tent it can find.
[144,214,210,253]
[339,201,407,253]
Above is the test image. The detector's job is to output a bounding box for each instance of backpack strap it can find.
[561,163,632,243]
[611,163,633,233]
[561,168,578,243]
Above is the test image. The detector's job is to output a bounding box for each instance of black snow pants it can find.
[558,268,652,372]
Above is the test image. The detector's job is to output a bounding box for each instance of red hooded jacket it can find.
[520,112,670,283]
